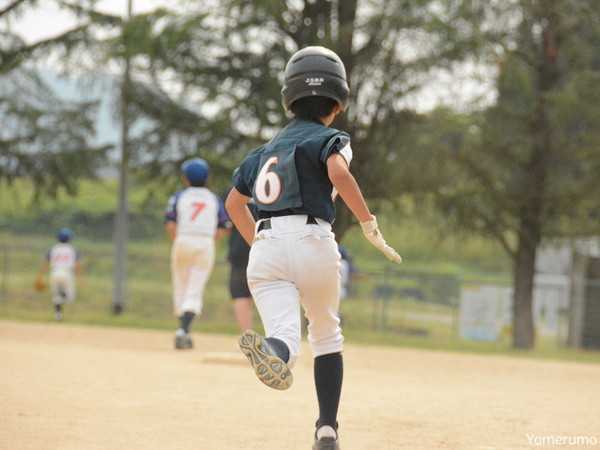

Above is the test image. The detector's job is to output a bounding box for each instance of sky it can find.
[9,0,166,43]
[5,0,496,112]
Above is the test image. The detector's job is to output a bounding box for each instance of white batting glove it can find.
[360,215,402,264]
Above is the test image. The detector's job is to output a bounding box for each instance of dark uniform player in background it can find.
[338,245,355,300]
[227,197,258,331]
[226,46,401,450]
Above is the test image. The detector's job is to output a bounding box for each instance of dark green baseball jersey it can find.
[233,118,352,224]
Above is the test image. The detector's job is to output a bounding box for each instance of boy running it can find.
[226,46,401,450]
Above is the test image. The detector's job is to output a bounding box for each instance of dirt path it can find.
[1,321,599,450]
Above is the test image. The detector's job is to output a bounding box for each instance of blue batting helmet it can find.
[57,228,73,243]
[181,158,209,187]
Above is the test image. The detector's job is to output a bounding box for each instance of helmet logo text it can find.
[305,77,324,86]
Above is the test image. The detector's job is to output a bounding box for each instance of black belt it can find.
[257,215,318,232]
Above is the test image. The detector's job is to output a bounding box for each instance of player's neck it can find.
[293,116,331,127]
[320,114,335,127]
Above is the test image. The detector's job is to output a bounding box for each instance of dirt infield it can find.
[1,321,599,450]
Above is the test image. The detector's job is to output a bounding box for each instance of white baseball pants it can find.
[171,235,215,317]
[50,270,75,304]
[247,215,343,367]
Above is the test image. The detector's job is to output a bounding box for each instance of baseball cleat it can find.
[313,437,340,450]
[238,329,293,390]
[174,333,193,350]
[313,426,340,450]
[55,311,63,321]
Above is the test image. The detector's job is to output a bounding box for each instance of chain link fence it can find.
[2,232,597,348]
[0,237,233,329]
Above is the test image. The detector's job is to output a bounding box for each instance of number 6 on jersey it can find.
[255,156,282,204]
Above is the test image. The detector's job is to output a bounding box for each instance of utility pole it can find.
[112,0,133,314]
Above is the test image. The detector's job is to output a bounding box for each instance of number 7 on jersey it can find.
[190,202,206,220]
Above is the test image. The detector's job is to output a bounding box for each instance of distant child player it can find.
[37,228,81,321]
[165,158,228,349]
[226,46,401,450]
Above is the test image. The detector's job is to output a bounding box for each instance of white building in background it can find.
[459,239,600,343]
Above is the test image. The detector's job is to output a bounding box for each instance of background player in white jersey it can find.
[226,46,401,450]
[37,228,81,321]
[165,158,228,350]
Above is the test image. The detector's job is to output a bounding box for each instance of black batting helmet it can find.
[281,46,350,112]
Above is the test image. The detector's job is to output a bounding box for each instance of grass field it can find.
[2,180,599,364]
[1,229,599,364]
[0,178,512,274]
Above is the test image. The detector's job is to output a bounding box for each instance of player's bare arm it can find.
[225,188,256,246]
[326,153,371,222]
[165,221,177,241]
[327,153,402,264]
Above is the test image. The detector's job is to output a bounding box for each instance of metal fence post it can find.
[0,244,8,302]
[567,252,587,348]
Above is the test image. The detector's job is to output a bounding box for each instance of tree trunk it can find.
[510,4,563,348]
[567,251,588,348]
[512,228,538,348]
[336,0,358,78]
[330,0,359,242]
[112,0,133,314]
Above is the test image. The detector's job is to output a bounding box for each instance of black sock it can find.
[314,352,343,429]
[179,311,195,333]
[54,304,63,313]
[265,337,290,363]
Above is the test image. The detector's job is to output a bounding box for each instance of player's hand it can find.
[360,215,402,264]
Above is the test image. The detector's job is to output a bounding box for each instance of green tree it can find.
[54,0,147,311]
[434,0,600,348]
[0,0,109,197]
[84,0,487,230]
